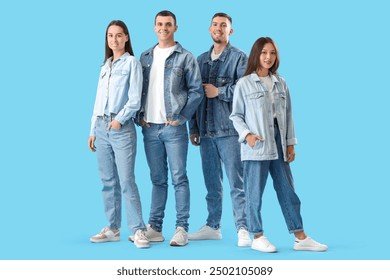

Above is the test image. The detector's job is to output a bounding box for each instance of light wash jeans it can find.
[199,136,247,230]
[142,123,190,232]
[95,115,146,233]
[243,122,303,234]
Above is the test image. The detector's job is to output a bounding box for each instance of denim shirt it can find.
[189,43,247,137]
[90,52,142,136]
[230,73,298,161]
[138,42,203,125]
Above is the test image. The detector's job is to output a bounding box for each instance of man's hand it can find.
[203,83,218,98]
[190,134,200,146]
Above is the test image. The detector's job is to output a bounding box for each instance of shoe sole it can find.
[293,246,328,252]
[238,240,252,247]
[170,241,188,246]
[134,242,150,249]
[90,237,120,243]
[251,246,277,253]
[129,236,164,242]
[188,235,222,240]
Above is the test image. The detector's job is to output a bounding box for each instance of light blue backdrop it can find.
[0,0,389,260]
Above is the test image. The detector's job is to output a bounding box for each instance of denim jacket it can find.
[90,53,142,136]
[230,73,298,161]
[189,43,247,137]
[138,42,203,125]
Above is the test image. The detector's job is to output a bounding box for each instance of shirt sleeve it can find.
[284,81,298,145]
[176,54,204,125]
[217,52,248,102]
[229,79,251,143]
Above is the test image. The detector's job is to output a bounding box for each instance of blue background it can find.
[1,0,389,260]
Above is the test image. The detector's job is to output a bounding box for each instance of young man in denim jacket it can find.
[132,10,203,247]
[188,13,251,247]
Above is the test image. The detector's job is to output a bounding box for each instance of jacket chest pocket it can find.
[247,91,265,107]
[276,91,287,110]
[216,77,231,87]
[111,69,129,87]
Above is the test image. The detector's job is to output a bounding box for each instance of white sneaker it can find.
[128,224,164,242]
[170,227,188,246]
[133,229,150,248]
[90,227,120,243]
[293,236,328,252]
[251,236,277,253]
[188,225,222,240]
[237,228,252,247]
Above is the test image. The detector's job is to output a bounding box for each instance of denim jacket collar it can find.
[143,42,184,57]
[103,52,130,70]
[250,72,282,90]
[202,42,233,64]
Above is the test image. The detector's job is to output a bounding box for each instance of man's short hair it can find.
[212,12,232,24]
[155,10,177,25]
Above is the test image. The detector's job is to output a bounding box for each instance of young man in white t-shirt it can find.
[133,10,203,246]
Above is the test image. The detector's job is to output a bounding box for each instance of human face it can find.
[259,43,276,72]
[107,25,128,54]
[209,16,232,44]
[154,16,177,44]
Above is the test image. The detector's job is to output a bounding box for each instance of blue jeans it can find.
[200,136,247,230]
[243,123,303,234]
[95,116,146,233]
[142,123,190,232]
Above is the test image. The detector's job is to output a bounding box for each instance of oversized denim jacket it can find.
[230,73,298,161]
[138,42,203,125]
[189,43,247,137]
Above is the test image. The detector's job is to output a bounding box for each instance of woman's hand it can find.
[287,145,295,163]
[246,133,264,148]
[88,136,96,152]
[108,119,122,130]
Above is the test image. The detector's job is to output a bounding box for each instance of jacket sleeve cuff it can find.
[176,115,187,125]
[287,138,298,145]
[238,129,251,143]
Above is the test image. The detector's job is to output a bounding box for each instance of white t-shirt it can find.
[259,75,276,117]
[211,48,221,61]
[144,45,175,124]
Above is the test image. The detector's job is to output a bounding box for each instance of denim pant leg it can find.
[269,126,303,233]
[200,137,223,229]
[163,124,190,231]
[142,124,168,232]
[216,136,247,231]
[95,118,122,230]
[109,121,146,234]
[243,160,270,234]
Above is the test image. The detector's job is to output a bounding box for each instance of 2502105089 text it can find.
[209,266,273,276]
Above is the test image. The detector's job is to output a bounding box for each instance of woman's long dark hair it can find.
[104,20,134,63]
[244,37,280,76]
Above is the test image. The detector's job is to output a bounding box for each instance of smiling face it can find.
[106,25,128,53]
[258,43,277,73]
[209,16,233,44]
[154,15,177,45]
